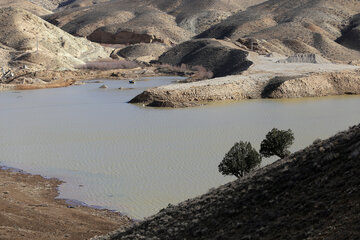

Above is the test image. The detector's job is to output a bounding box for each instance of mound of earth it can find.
[157,39,253,78]
[44,0,267,45]
[93,122,360,240]
[277,53,331,64]
[115,43,169,63]
[0,7,110,70]
[197,0,360,63]
[336,14,360,51]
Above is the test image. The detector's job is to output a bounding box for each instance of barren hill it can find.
[93,123,360,240]
[0,0,52,15]
[0,7,110,70]
[197,0,360,63]
[44,0,267,45]
[157,38,253,77]
[45,1,193,45]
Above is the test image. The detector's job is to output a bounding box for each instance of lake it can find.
[0,77,359,219]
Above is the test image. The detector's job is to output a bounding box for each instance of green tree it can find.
[260,128,294,159]
[218,141,262,178]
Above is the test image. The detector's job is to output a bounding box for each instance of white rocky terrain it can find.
[0,7,110,70]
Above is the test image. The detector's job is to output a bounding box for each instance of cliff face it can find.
[94,124,360,240]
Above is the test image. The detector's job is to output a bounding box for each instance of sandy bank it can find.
[0,167,133,240]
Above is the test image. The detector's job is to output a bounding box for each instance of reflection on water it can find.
[0,77,360,219]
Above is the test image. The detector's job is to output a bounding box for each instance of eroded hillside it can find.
[197,0,360,63]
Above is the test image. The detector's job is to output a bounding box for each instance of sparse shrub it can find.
[260,128,295,159]
[218,141,262,178]
[77,60,139,70]
[192,65,213,79]
[157,64,213,80]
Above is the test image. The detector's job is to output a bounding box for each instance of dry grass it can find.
[77,60,139,70]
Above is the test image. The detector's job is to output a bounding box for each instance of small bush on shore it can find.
[218,141,262,178]
[77,60,139,70]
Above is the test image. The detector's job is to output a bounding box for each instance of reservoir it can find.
[1,77,359,219]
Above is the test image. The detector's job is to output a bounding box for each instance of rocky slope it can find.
[93,122,360,240]
[197,0,360,63]
[157,39,253,78]
[0,7,110,70]
[44,0,267,45]
[44,1,193,45]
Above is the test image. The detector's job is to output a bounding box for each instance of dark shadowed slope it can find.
[93,123,360,240]
[197,0,360,62]
[157,38,253,77]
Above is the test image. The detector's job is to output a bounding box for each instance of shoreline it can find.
[0,165,133,240]
[130,69,360,108]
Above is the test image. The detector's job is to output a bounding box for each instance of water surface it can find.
[0,77,359,218]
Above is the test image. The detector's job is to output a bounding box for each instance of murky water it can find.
[0,77,359,219]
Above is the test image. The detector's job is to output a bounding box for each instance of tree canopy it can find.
[260,128,294,159]
[218,141,262,178]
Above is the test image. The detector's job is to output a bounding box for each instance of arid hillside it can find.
[0,7,110,70]
[93,123,360,240]
[157,38,253,77]
[44,0,267,45]
[0,0,52,15]
[197,0,360,63]
[45,1,193,45]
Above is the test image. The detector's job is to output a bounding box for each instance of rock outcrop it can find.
[93,122,360,240]
[157,39,253,78]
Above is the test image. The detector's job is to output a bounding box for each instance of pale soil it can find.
[0,168,133,240]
